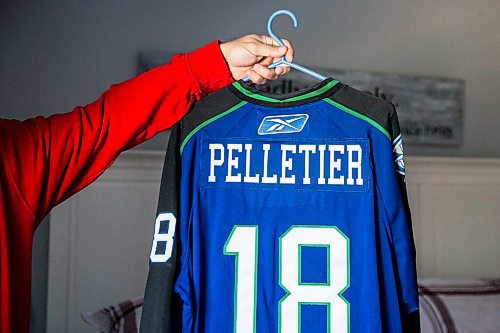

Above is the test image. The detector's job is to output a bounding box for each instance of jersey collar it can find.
[228,77,342,107]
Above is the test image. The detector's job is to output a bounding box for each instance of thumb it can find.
[250,43,287,58]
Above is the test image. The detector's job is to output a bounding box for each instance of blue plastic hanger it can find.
[243,9,327,82]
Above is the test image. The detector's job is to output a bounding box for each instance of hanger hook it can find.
[243,9,327,82]
[267,9,298,48]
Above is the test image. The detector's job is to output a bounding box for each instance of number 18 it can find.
[224,225,350,333]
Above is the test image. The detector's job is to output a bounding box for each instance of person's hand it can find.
[220,34,294,84]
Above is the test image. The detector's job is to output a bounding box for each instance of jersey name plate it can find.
[200,138,369,192]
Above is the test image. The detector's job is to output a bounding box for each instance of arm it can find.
[0,40,233,227]
[0,34,294,228]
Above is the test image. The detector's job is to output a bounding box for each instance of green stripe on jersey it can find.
[180,101,248,155]
[233,80,339,103]
[323,98,391,141]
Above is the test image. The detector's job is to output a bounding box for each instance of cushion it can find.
[81,298,143,333]
[82,279,500,332]
[419,278,500,333]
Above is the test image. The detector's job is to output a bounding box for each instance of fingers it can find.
[247,69,267,84]
[281,38,294,63]
[259,56,275,67]
[254,63,279,80]
[275,65,289,76]
[248,42,287,59]
[259,56,291,76]
[238,34,295,83]
[256,35,293,76]
[256,35,295,63]
[255,35,293,76]
[247,63,292,84]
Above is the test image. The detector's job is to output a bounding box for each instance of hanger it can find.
[243,9,327,82]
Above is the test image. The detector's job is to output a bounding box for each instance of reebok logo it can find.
[257,114,309,135]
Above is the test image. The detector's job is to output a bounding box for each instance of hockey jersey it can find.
[140,78,420,333]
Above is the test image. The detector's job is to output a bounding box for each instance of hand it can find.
[220,34,294,84]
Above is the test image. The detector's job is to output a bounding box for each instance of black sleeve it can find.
[140,125,181,333]
[388,104,417,259]
[389,104,421,333]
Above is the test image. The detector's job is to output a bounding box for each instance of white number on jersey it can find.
[150,212,177,263]
[224,226,258,333]
[224,225,350,333]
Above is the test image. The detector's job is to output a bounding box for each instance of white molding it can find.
[406,156,500,184]
[97,150,165,182]
[404,156,500,278]
[46,199,71,332]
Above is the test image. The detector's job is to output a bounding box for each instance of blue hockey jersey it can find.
[140,78,420,333]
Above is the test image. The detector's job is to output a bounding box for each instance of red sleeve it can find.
[0,40,233,227]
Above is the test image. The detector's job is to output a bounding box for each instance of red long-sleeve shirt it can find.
[0,40,233,333]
